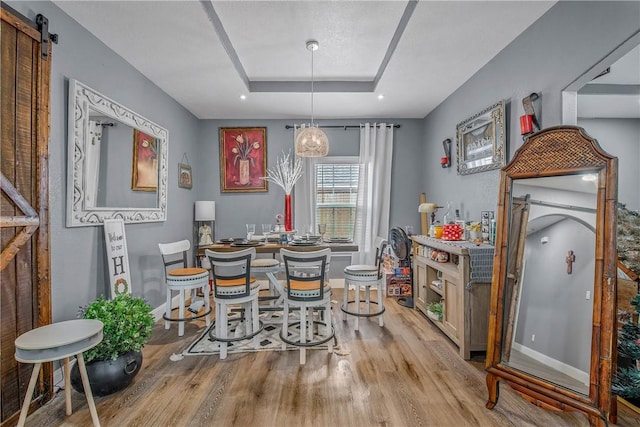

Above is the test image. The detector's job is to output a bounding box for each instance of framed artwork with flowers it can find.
[219,127,268,192]
[132,129,158,191]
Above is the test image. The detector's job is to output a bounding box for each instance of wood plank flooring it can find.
[23,289,640,426]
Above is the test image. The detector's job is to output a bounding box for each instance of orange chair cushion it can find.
[289,279,323,291]
[215,277,257,287]
[169,267,207,276]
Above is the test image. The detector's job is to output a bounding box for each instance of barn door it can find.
[1,5,52,425]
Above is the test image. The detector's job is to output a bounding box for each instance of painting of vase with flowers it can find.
[219,127,268,192]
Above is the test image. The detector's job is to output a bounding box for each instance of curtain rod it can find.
[285,124,400,130]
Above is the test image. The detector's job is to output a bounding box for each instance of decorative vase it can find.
[70,350,143,397]
[284,194,293,231]
[239,159,250,185]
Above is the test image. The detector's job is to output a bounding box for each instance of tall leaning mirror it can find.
[67,79,168,226]
[485,126,618,426]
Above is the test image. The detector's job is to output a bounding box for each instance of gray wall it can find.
[421,1,640,224]
[196,119,424,238]
[8,1,202,319]
[578,118,640,211]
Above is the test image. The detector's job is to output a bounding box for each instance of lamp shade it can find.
[295,126,329,157]
[195,201,215,221]
[418,203,438,214]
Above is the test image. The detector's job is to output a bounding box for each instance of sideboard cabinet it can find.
[411,235,493,359]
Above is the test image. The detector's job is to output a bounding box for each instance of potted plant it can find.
[71,294,154,397]
[426,301,443,322]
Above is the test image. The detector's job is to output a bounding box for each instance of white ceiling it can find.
[54,0,556,120]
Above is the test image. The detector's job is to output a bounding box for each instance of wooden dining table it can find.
[196,241,358,256]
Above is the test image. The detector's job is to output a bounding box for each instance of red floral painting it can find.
[219,127,268,192]
[132,129,158,191]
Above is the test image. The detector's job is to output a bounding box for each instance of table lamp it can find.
[195,201,215,246]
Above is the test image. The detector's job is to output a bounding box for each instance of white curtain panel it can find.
[85,120,103,207]
[355,123,394,265]
[293,124,318,232]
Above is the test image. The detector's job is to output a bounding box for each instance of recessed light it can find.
[240,94,247,101]
[377,94,384,100]
[582,174,597,182]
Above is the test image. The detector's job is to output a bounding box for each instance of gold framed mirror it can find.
[485,126,618,426]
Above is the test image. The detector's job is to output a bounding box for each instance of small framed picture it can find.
[178,163,192,189]
[481,210,494,242]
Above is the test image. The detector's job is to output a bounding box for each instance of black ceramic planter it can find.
[71,350,142,397]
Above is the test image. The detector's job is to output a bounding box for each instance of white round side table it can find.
[14,319,104,427]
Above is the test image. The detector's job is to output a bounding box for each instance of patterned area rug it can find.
[182,311,335,356]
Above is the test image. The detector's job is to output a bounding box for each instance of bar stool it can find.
[14,319,104,427]
[205,247,264,359]
[279,248,334,365]
[342,237,387,330]
[159,240,211,336]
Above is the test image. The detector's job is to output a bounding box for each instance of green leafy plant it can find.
[78,294,154,362]
[427,301,443,320]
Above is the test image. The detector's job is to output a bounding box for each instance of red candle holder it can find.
[520,114,534,135]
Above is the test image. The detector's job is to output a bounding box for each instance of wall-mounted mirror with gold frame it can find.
[485,126,618,426]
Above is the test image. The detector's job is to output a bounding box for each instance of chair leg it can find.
[342,279,349,322]
[165,288,172,330]
[204,284,211,327]
[252,297,260,350]
[220,302,228,359]
[326,302,333,354]
[365,285,371,315]
[281,302,289,351]
[178,289,186,336]
[300,305,307,365]
[377,284,384,327]
[355,284,360,331]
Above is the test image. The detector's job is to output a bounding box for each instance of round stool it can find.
[164,267,212,336]
[14,319,104,427]
[342,264,385,330]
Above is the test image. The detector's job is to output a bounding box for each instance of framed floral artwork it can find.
[131,129,158,191]
[456,100,506,175]
[219,127,268,192]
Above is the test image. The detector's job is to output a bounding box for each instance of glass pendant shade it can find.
[295,126,329,157]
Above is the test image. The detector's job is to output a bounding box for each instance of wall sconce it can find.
[441,138,451,168]
[520,92,541,136]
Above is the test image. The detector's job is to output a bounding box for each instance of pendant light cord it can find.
[310,46,315,126]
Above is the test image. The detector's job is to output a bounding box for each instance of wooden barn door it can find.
[1,6,52,425]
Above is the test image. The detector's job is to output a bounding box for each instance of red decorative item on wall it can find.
[284,194,293,231]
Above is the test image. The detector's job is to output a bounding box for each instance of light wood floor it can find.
[24,289,640,426]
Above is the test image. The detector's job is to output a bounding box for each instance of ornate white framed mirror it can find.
[66,79,168,227]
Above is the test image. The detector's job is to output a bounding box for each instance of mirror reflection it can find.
[67,79,168,227]
[86,112,157,209]
[501,174,598,395]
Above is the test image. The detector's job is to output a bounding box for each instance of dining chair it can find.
[205,247,264,359]
[341,237,387,330]
[279,248,334,365]
[158,240,211,337]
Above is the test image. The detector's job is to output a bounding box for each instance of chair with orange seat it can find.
[279,248,333,364]
[158,240,211,337]
[205,247,263,359]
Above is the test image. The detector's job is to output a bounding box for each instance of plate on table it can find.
[326,237,352,243]
[288,241,318,247]
[231,241,264,247]
[294,235,322,242]
[216,238,234,244]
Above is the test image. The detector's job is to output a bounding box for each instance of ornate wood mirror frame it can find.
[485,126,617,426]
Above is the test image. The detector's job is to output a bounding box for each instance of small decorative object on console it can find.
[441,223,464,241]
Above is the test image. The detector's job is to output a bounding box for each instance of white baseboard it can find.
[512,342,589,386]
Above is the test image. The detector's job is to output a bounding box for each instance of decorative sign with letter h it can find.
[103,219,132,298]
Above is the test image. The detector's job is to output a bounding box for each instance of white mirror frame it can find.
[66,79,168,227]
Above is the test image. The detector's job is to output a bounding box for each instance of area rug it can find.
[180,311,337,357]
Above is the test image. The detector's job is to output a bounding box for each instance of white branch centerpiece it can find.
[262,151,303,231]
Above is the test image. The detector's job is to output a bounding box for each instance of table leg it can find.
[64,357,72,415]
[17,362,41,427]
[76,354,101,427]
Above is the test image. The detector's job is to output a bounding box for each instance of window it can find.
[314,159,360,239]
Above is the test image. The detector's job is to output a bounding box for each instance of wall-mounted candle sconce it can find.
[441,138,451,168]
[520,92,541,137]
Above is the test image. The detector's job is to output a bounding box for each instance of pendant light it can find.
[295,40,329,157]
